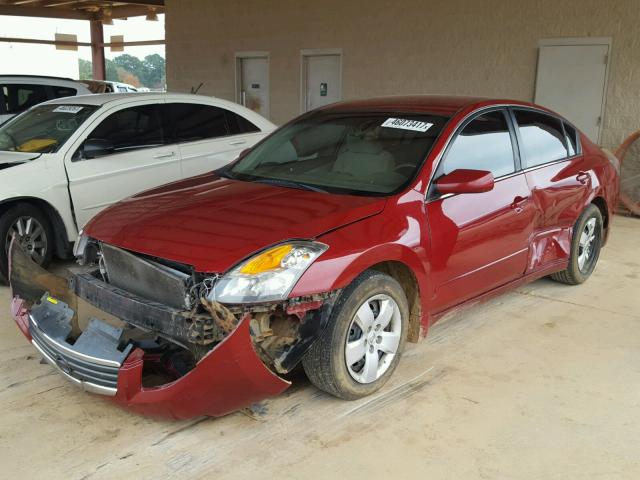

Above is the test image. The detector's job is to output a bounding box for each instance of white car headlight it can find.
[210,241,328,304]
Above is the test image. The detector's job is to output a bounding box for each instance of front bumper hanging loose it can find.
[8,242,291,419]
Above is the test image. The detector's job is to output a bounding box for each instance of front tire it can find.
[0,203,53,281]
[302,270,409,400]
[551,204,603,285]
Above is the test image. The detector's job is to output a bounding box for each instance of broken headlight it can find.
[210,241,328,303]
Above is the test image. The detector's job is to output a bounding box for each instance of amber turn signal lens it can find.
[239,244,293,274]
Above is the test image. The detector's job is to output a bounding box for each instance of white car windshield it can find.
[226,112,449,195]
[0,104,98,154]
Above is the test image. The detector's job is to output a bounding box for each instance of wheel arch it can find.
[590,195,609,230]
[368,260,423,343]
[0,197,72,259]
[292,244,429,342]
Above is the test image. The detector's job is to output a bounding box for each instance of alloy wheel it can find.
[577,217,597,273]
[4,216,48,265]
[345,294,402,384]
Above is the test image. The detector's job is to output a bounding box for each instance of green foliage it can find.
[78,54,165,89]
[78,58,92,80]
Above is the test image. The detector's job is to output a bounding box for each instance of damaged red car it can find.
[9,96,619,419]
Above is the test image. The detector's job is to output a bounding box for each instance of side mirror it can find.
[82,138,114,159]
[436,169,495,195]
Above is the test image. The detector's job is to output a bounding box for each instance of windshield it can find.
[0,104,98,153]
[227,112,449,195]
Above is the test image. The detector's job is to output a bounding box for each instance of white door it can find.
[65,102,181,227]
[303,54,342,112]
[168,102,262,178]
[535,42,610,142]
[237,57,269,119]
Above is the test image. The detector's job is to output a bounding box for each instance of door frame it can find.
[234,51,270,118]
[299,48,343,114]
[535,37,612,144]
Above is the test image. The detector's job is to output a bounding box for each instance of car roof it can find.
[319,95,537,116]
[39,92,232,107]
[0,74,76,82]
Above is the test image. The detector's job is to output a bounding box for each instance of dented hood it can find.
[85,173,386,272]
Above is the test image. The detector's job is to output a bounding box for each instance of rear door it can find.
[427,109,536,312]
[65,101,181,227]
[512,108,589,271]
[168,102,264,178]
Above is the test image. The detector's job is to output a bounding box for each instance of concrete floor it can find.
[1,215,639,479]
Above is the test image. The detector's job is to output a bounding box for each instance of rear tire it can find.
[0,203,54,282]
[551,204,603,285]
[302,270,409,400]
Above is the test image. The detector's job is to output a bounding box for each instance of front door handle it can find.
[153,151,175,159]
[576,171,590,185]
[511,196,529,213]
[229,139,247,146]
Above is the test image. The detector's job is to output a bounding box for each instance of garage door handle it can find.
[229,139,247,146]
[577,172,590,184]
[153,152,175,159]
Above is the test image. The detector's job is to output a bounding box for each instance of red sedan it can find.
[9,96,620,419]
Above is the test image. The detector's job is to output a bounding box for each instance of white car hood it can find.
[0,151,41,168]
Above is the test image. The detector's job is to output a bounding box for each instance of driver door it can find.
[426,109,535,312]
[64,101,181,227]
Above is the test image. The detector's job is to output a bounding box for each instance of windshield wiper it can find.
[254,178,328,193]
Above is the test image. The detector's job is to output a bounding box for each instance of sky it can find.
[0,14,165,78]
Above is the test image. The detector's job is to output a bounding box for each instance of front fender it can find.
[290,196,431,329]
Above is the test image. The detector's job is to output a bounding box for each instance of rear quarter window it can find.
[564,122,580,156]
[226,111,260,134]
[52,86,78,99]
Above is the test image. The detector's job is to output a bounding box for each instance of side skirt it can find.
[424,259,568,334]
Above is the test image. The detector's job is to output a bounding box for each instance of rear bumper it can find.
[8,243,290,420]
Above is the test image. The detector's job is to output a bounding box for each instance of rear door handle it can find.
[511,196,529,213]
[153,151,175,159]
[576,171,590,185]
[229,139,247,146]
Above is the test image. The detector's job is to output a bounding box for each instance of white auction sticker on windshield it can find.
[381,118,433,132]
[53,105,83,114]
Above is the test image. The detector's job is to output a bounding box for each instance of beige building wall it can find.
[165,0,640,150]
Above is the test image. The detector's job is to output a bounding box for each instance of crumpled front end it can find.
[8,241,337,419]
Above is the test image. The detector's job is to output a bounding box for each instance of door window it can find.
[2,84,49,114]
[439,110,516,179]
[169,103,230,142]
[87,104,165,154]
[513,109,568,168]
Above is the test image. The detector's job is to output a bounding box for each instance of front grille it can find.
[30,324,120,393]
[27,297,132,397]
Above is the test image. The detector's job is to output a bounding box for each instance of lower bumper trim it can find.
[31,340,117,396]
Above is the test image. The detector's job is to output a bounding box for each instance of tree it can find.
[142,54,165,88]
[77,54,165,88]
[78,59,92,80]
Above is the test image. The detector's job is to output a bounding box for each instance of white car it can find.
[0,92,275,278]
[0,75,92,124]
[83,80,139,94]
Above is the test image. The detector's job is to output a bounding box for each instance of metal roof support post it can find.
[90,19,106,80]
